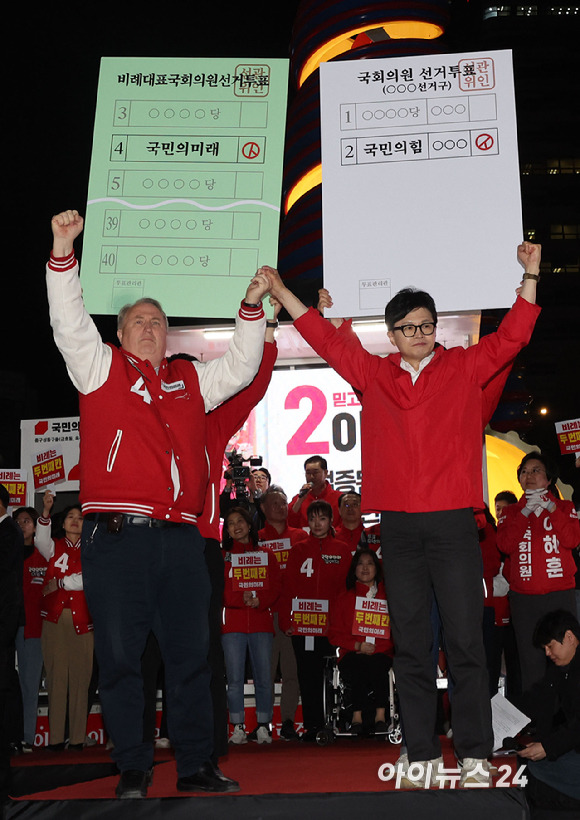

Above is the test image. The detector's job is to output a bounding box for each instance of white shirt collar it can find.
[399,350,435,384]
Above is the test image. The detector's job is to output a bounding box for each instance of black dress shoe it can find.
[280,719,299,741]
[115,768,153,799]
[176,760,240,793]
[46,742,66,752]
[67,743,84,752]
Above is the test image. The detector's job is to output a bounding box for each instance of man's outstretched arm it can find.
[194,267,273,410]
[516,241,540,304]
[47,210,112,394]
[264,267,376,394]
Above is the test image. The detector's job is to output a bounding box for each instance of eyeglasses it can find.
[519,467,547,476]
[392,322,436,338]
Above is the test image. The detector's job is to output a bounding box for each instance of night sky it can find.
[5,1,579,498]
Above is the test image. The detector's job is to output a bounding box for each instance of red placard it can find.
[352,596,390,639]
[291,598,329,636]
[230,552,270,591]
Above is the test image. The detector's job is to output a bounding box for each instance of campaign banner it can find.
[21,418,80,505]
[32,445,66,489]
[253,368,379,523]
[352,596,390,639]
[0,469,27,508]
[230,551,270,590]
[555,418,580,455]
[258,536,292,570]
[291,597,329,636]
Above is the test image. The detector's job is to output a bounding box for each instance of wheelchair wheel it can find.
[316,729,334,746]
[388,725,403,745]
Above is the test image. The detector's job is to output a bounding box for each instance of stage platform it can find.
[6,736,533,820]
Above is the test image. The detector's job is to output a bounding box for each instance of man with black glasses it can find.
[267,241,541,787]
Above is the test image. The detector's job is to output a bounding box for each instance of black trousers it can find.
[140,538,228,762]
[292,636,333,732]
[338,651,392,711]
[381,508,493,763]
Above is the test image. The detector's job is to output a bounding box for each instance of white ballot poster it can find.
[319,50,523,317]
[82,57,288,318]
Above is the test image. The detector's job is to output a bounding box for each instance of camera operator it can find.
[219,454,270,529]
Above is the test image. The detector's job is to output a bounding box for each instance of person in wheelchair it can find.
[328,548,394,736]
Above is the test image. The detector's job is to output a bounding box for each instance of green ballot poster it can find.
[81,57,289,318]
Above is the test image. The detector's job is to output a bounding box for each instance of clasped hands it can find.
[524,489,555,517]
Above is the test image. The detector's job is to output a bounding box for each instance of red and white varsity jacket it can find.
[36,519,92,635]
[198,341,277,540]
[47,254,265,523]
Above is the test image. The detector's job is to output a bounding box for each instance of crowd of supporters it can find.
[4,448,579,809]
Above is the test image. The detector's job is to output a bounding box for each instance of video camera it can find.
[224,450,264,504]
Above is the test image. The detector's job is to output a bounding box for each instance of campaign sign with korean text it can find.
[291,598,329,636]
[230,551,270,591]
[352,596,390,640]
[555,418,580,456]
[82,56,288,319]
[319,50,522,317]
[32,446,66,490]
[0,469,27,508]
[253,367,377,522]
[259,537,292,570]
[20,418,80,505]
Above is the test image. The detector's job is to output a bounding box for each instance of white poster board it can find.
[20,418,81,506]
[319,50,523,317]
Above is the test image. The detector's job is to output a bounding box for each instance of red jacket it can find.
[222,540,280,634]
[198,341,277,540]
[278,533,351,633]
[497,495,580,595]
[288,481,343,529]
[258,522,308,572]
[479,521,501,604]
[41,537,93,635]
[47,254,266,524]
[478,519,511,625]
[335,523,366,552]
[328,581,394,661]
[365,523,382,559]
[293,297,540,514]
[22,548,48,639]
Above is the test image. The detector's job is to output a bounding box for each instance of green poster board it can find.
[82,57,288,318]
